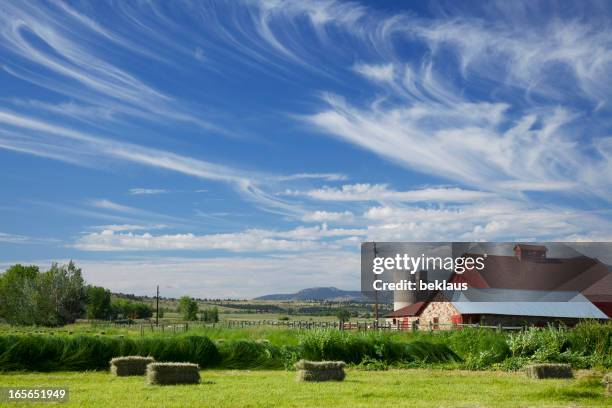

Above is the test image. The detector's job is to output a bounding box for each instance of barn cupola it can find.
[513,244,547,262]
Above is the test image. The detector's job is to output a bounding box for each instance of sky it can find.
[0,0,611,298]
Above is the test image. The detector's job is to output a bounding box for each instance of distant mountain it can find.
[254,287,365,301]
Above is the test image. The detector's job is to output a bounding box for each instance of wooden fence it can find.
[84,319,525,335]
[163,320,523,332]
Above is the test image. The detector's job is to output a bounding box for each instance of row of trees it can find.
[86,287,153,320]
[178,296,219,322]
[0,263,154,326]
[0,263,86,326]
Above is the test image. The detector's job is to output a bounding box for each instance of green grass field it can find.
[0,369,608,407]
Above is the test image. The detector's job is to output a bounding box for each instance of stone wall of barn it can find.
[418,293,459,330]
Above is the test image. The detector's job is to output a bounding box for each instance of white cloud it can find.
[90,224,167,232]
[277,172,348,182]
[0,111,302,215]
[353,63,394,82]
[286,183,493,203]
[301,210,354,222]
[87,199,185,223]
[0,232,57,245]
[306,94,601,197]
[73,223,365,252]
[361,199,612,242]
[0,2,223,132]
[0,232,31,244]
[129,188,168,195]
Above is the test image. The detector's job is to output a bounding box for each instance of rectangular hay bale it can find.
[110,356,155,376]
[294,360,346,371]
[295,360,346,382]
[525,363,573,379]
[297,368,346,382]
[146,362,200,385]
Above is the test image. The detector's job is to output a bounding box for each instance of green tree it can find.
[336,309,351,323]
[86,286,112,320]
[200,306,219,323]
[0,264,39,325]
[112,299,152,319]
[39,261,86,324]
[0,262,87,326]
[179,296,199,321]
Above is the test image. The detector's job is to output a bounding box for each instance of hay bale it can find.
[525,363,573,379]
[110,356,155,376]
[603,373,611,396]
[146,362,200,385]
[294,360,346,370]
[294,360,346,382]
[297,368,346,382]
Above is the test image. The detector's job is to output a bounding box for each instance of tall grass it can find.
[300,330,459,365]
[218,340,284,369]
[506,321,612,369]
[0,334,219,371]
[0,321,609,372]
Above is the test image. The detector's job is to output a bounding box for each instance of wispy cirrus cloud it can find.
[89,224,168,233]
[1,0,612,299]
[361,200,612,242]
[0,232,57,245]
[223,0,612,200]
[301,210,354,223]
[0,1,225,132]
[73,223,365,252]
[0,232,32,244]
[277,172,348,182]
[284,184,493,203]
[129,188,168,195]
[0,110,301,216]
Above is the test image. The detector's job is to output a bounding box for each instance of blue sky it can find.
[1,0,611,298]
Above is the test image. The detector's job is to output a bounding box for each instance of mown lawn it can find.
[0,369,608,407]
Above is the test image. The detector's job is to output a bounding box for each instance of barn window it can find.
[432,317,439,330]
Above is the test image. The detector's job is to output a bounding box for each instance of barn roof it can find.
[514,244,547,252]
[445,289,608,319]
[384,302,427,318]
[459,253,607,292]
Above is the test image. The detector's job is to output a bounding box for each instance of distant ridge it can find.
[254,287,365,301]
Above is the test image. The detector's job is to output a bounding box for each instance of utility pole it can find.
[156,285,159,326]
[373,242,379,329]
